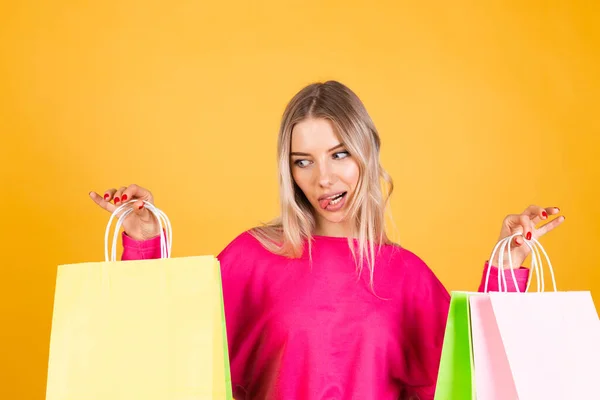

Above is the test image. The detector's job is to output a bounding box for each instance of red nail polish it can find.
[104,194,109,200]
[526,232,532,240]
[122,194,128,201]
[542,211,548,218]
[114,197,120,203]
[138,204,144,210]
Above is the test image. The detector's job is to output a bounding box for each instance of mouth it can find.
[318,191,348,211]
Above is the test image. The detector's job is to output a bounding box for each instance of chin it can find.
[318,211,347,224]
[311,200,350,224]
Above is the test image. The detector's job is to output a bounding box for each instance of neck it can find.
[314,219,354,238]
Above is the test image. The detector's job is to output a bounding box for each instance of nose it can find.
[317,160,334,188]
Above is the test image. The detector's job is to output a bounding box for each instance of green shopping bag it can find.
[434,291,475,400]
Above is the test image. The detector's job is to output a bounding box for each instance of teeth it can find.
[330,194,344,205]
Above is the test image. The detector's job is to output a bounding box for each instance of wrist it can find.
[122,230,162,249]
[124,227,161,242]
[490,254,523,270]
[141,223,162,240]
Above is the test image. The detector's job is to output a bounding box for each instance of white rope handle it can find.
[104,199,172,262]
[484,232,557,293]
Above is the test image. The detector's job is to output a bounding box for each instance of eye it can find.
[294,159,311,168]
[333,151,350,160]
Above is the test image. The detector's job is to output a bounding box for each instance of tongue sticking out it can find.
[319,193,345,210]
[319,198,331,209]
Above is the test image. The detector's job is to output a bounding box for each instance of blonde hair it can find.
[251,80,395,287]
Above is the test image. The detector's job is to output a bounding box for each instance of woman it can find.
[89,81,564,399]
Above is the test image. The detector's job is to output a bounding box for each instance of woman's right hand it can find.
[89,184,161,241]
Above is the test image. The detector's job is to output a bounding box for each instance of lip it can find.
[318,191,346,201]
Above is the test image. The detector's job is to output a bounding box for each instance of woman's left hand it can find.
[492,205,566,269]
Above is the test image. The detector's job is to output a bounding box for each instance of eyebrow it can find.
[290,143,345,157]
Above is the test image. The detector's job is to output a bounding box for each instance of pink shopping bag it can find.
[468,234,600,400]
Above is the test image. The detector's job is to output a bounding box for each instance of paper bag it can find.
[434,292,474,400]
[469,294,518,400]
[46,201,233,399]
[436,233,600,400]
[488,290,600,399]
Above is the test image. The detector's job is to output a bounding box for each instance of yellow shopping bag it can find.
[46,201,232,400]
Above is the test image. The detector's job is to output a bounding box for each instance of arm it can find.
[216,232,259,400]
[478,262,529,292]
[121,231,162,260]
[396,252,450,400]
[398,259,528,399]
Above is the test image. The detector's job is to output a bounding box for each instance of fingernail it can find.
[555,207,560,212]
[104,194,109,200]
[138,204,144,210]
[526,232,532,240]
[114,197,120,203]
[542,211,548,218]
[121,194,128,201]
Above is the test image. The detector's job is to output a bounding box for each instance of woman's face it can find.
[290,117,360,236]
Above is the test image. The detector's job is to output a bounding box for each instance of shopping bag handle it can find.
[484,232,557,293]
[104,199,172,262]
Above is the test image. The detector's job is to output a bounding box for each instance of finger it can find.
[536,206,561,225]
[113,186,127,205]
[132,199,154,221]
[504,213,529,232]
[521,205,552,225]
[536,214,566,238]
[518,214,533,240]
[547,206,560,216]
[102,188,117,202]
[132,199,145,213]
[122,184,154,205]
[89,191,116,213]
[512,235,524,247]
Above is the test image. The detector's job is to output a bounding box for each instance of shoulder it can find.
[384,244,429,272]
[217,230,263,260]
[217,228,281,268]
[374,244,451,309]
[384,245,448,293]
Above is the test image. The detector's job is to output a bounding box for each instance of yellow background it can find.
[1,1,598,398]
